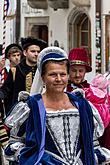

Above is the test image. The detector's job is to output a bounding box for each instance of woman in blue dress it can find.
[4,46,110,165]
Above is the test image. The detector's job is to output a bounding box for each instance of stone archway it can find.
[67,7,91,48]
[67,7,91,62]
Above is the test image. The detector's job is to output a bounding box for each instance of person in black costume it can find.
[0,37,47,165]
[0,43,23,165]
[0,37,47,116]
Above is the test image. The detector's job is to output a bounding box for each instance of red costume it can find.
[67,47,110,149]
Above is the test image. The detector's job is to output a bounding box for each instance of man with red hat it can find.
[67,48,110,153]
[67,48,92,92]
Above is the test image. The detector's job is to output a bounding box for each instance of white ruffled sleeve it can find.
[4,101,30,162]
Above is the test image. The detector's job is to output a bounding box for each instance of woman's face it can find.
[42,61,69,94]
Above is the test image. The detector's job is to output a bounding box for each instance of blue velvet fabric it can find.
[19,93,96,165]
[95,149,106,164]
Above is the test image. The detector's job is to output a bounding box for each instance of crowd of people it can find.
[0,38,110,164]
[0,37,47,165]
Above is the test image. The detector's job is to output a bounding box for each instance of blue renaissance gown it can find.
[4,93,110,165]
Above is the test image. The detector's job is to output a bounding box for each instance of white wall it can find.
[48,7,68,51]
[102,0,110,14]
[86,0,96,82]
[6,19,16,46]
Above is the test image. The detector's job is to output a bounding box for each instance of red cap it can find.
[68,48,92,72]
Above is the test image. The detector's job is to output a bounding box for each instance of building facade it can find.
[20,0,96,81]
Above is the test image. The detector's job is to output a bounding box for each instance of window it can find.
[105,15,110,71]
[77,14,91,63]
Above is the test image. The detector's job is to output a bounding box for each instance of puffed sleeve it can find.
[4,101,30,162]
[89,101,110,164]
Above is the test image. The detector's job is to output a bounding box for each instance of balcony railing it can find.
[27,0,90,9]
[27,0,48,9]
[48,0,68,9]
[71,0,90,6]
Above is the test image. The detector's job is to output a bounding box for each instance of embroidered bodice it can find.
[5,99,110,164]
[46,108,82,164]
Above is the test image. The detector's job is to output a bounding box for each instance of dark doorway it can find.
[31,25,48,43]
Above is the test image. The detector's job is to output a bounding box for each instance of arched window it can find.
[77,14,91,63]
[77,14,91,49]
[68,12,91,63]
[80,17,89,47]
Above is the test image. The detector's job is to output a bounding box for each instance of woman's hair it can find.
[41,59,70,76]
